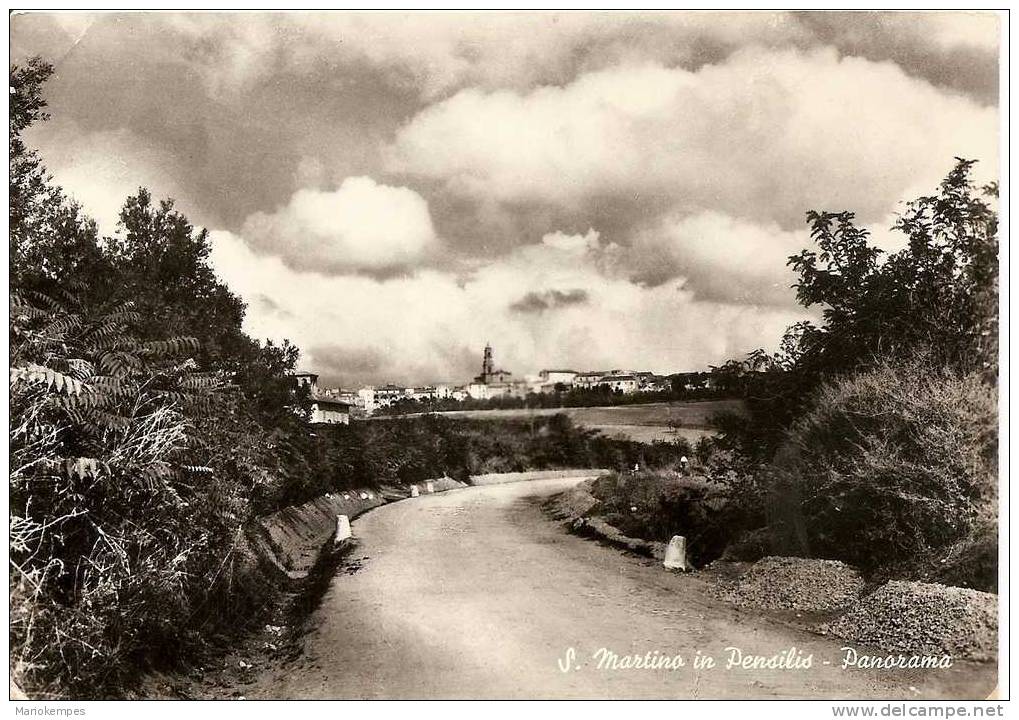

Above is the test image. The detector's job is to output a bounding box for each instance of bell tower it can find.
[481,343,494,380]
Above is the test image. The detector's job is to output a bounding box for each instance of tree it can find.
[8,58,306,695]
[106,190,249,368]
[10,59,107,290]
[705,160,999,583]
[715,159,998,463]
[788,158,998,383]
[9,288,236,694]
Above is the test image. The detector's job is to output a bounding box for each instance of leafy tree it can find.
[702,160,999,584]
[10,59,106,290]
[105,190,307,426]
[789,158,997,383]
[716,159,998,463]
[106,190,250,369]
[8,57,304,696]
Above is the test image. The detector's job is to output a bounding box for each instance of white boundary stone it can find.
[335,515,352,542]
[664,535,691,571]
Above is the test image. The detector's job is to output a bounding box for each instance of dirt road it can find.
[239,478,996,700]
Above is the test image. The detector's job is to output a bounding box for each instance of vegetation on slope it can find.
[588,160,999,591]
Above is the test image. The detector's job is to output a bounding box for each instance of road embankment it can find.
[250,470,607,582]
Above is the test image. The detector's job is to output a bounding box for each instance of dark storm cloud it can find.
[509,289,590,314]
[12,13,420,233]
[11,12,997,242]
[796,11,999,106]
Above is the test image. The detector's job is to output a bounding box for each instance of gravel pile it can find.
[718,556,864,612]
[822,580,998,661]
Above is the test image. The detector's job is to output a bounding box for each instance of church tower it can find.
[481,343,494,379]
[474,342,512,385]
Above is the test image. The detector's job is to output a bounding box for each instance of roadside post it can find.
[335,515,352,543]
[664,535,691,571]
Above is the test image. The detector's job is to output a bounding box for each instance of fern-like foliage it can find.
[9,290,229,483]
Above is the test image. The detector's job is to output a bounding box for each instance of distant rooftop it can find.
[311,393,351,407]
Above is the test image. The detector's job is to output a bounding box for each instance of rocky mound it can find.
[822,580,997,661]
[719,556,864,612]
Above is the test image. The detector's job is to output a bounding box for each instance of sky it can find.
[10,11,1000,387]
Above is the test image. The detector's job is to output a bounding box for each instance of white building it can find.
[600,374,639,394]
[574,370,611,389]
[358,386,377,415]
[290,370,352,423]
[539,369,578,386]
[467,381,514,400]
[310,397,351,424]
[374,385,406,407]
[405,386,437,402]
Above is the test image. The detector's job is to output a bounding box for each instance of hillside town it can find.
[295,343,716,423]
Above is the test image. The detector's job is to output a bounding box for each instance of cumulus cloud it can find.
[240,177,439,273]
[627,209,927,307]
[210,228,806,386]
[628,212,807,305]
[159,12,809,99]
[622,206,932,307]
[388,47,997,229]
[798,11,999,104]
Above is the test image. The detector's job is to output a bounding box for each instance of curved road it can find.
[242,478,996,700]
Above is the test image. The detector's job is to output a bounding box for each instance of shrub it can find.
[588,471,764,566]
[769,358,997,579]
[932,510,998,592]
[8,291,263,697]
[275,414,694,507]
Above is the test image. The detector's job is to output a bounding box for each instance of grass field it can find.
[419,399,747,444]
